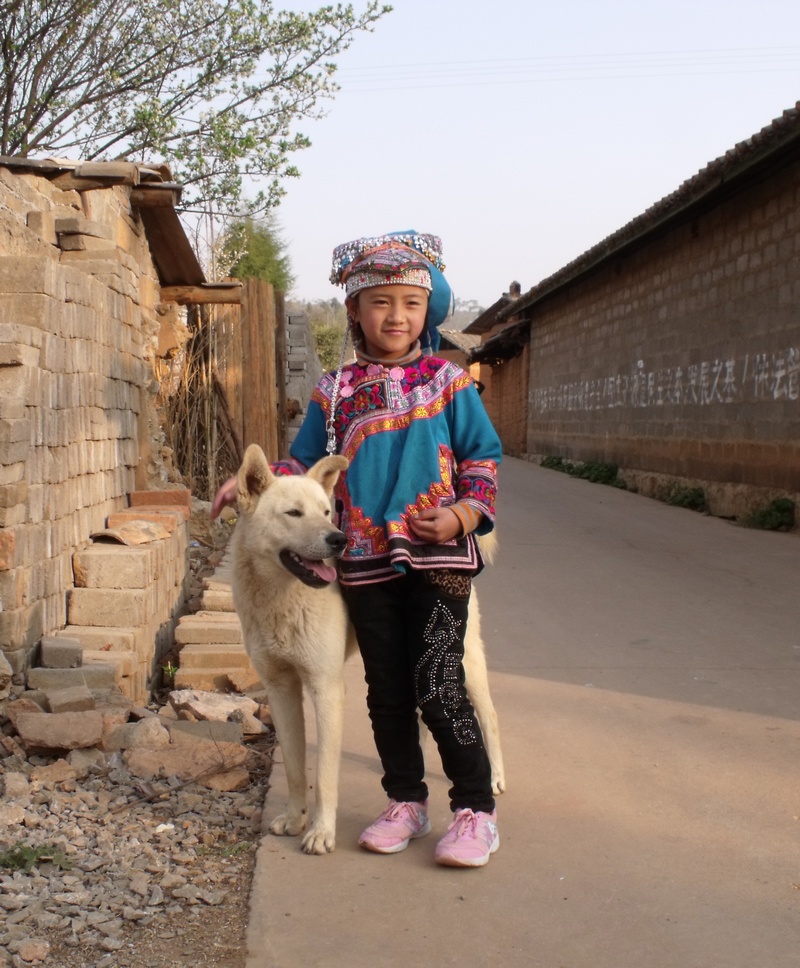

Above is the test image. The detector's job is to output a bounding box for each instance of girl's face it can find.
[349,284,429,360]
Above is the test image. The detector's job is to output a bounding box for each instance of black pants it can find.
[342,569,495,814]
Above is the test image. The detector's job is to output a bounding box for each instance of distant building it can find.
[468,103,800,519]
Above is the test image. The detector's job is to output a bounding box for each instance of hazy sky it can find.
[273,0,800,309]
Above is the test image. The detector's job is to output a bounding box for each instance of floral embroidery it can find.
[310,357,499,582]
[342,504,389,556]
[333,381,388,435]
[339,371,354,398]
[456,460,498,515]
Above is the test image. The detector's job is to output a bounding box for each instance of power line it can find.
[264,46,800,92]
[335,46,800,76]
[243,45,800,92]
[332,67,800,95]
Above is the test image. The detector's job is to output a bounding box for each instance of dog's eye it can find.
[286,509,302,517]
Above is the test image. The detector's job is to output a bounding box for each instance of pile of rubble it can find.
[0,499,277,965]
[0,687,274,967]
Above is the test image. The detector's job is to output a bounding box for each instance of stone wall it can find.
[522,155,800,516]
[0,164,188,703]
[284,312,322,449]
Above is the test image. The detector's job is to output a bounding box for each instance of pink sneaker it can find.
[434,808,499,867]
[358,799,431,854]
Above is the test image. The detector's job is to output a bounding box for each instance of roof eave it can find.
[467,321,529,365]
[463,295,513,334]
[497,102,800,324]
[0,155,206,287]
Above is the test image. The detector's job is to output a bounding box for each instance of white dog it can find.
[231,444,505,855]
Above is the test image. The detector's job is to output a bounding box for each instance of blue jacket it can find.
[275,355,502,585]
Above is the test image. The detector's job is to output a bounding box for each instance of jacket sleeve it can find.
[450,380,502,535]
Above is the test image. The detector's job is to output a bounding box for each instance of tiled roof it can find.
[463,294,516,335]
[438,329,481,353]
[0,156,205,286]
[495,100,800,325]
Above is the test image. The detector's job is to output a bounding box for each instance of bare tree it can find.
[0,0,389,213]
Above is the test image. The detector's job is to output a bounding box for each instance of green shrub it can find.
[0,843,71,872]
[665,486,707,512]
[540,456,623,488]
[573,461,620,485]
[745,497,795,531]
[540,456,566,471]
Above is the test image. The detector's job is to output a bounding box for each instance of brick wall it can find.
[491,345,529,456]
[522,157,800,509]
[0,165,186,700]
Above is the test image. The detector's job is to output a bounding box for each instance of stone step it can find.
[201,589,235,611]
[27,663,118,692]
[83,649,136,679]
[175,614,243,646]
[173,665,261,693]
[177,643,252,671]
[56,626,144,655]
[188,610,241,622]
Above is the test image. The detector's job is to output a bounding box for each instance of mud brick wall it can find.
[525,158,800,501]
[489,345,529,457]
[0,164,186,701]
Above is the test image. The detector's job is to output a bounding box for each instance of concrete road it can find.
[246,456,800,968]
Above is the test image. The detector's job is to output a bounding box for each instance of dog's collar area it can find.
[279,549,338,588]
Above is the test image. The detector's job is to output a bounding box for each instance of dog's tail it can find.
[476,530,498,566]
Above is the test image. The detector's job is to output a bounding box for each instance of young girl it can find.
[215,232,502,867]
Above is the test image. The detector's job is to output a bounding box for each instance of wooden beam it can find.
[138,206,205,286]
[50,173,129,191]
[160,284,243,305]
[130,185,183,208]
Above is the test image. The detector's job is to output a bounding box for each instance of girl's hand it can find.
[408,507,461,544]
[211,476,238,518]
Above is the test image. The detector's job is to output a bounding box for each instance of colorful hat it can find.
[330,231,453,352]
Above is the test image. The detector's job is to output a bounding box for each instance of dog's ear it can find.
[237,444,274,512]
[306,455,349,497]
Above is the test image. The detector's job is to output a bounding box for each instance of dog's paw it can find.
[301,825,336,855]
[269,812,307,837]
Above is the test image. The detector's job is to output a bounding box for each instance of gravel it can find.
[0,733,273,968]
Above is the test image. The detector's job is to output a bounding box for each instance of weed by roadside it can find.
[0,842,72,873]
[665,486,707,512]
[540,456,625,488]
[745,497,795,531]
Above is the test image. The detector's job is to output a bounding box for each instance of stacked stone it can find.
[56,491,191,703]
[172,550,261,694]
[284,312,322,448]
[0,163,166,702]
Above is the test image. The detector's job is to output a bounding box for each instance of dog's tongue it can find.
[305,559,337,583]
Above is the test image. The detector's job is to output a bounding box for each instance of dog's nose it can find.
[326,531,347,554]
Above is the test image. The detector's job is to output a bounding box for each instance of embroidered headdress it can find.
[330,230,453,352]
